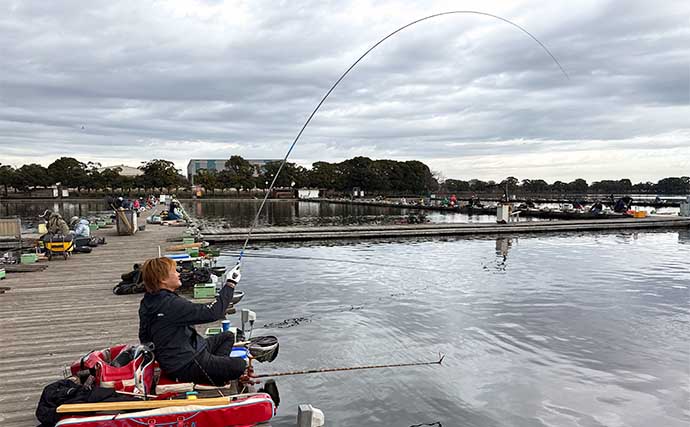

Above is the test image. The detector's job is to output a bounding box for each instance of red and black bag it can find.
[69,345,154,397]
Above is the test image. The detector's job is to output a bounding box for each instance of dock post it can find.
[297,404,325,427]
[680,196,690,217]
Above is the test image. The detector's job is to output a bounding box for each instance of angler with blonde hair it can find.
[138,257,248,386]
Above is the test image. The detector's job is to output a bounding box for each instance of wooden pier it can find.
[0,219,182,426]
[197,216,690,244]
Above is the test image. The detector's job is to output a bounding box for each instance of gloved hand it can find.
[227,263,241,285]
[239,364,259,386]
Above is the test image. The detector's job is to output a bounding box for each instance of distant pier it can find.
[197,216,690,244]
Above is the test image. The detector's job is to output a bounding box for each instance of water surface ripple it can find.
[217,231,690,426]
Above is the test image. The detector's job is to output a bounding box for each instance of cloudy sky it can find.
[0,0,688,182]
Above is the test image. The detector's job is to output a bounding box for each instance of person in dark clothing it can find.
[613,196,634,213]
[589,200,604,214]
[138,257,249,386]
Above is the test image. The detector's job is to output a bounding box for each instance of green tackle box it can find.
[21,253,38,264]
[204,327,222,336]
[185,247,199,257]
[182,237,195,245]
[194,283,216,299]
[0,268,6,280]
[89,224,99,232]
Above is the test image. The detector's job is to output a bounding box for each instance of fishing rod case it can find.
[54,393,275,427]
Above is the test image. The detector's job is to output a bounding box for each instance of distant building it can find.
[187,158,280,181]
[99,164,143,177]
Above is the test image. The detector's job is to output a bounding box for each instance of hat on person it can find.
[69,216,79,226]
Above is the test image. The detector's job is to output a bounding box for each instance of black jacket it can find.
[138,286,234,373]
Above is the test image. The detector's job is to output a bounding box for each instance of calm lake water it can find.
[218,231,689,427]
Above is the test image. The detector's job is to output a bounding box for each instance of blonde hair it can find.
[141,257,177,293]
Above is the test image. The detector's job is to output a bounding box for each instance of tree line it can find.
[0,158,186,196]
[444,176,690,196]
[0,156,688,197]
[193,156,438,195]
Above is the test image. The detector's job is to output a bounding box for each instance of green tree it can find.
[340,157,376,191]
[224,156,256,193]
[567,178,589,194]
[501,176,519,194]
[47,157,89,190]
[195,169,219,195]
[139,159,182,192]
[15,164,53,190]
[99,167,123,191]
[655,177,690,194]
[552,180,568,194]
[308,161,344,190]
[260,161,305,188]
[0,164,15,196]
[444,179,470,192]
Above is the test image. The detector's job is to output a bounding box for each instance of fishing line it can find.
[238,11,569,262]
[222,250,449,273]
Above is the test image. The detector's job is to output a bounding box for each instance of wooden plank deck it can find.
[197,216,690,243]
[0,218,183,426]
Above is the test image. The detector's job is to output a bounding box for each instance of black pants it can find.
[171,332,246,386]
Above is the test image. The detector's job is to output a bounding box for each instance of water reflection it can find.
[0,199,109,231]
[187,199,497,227]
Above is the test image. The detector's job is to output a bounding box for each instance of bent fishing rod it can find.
[237,11,569,264]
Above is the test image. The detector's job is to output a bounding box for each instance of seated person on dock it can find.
[40,210,70,237]
[589,200,604,214]
[613,196,634,213]
[138,257,248,386]
[69,217,91,238]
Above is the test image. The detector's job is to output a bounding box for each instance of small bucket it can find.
[229,347,249,361]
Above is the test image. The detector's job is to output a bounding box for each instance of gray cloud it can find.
[0,0,688,182]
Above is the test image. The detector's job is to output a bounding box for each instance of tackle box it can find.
[194,283,216,299]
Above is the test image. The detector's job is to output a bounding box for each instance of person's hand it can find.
[227,263,241,286]
[239,365,258,386]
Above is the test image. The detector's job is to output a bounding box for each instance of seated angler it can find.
[138,257,249,386]
[69,216,93,248]
[39,210,70,238]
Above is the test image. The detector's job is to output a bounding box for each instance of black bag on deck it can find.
[113,264,144,295]
[36,378,132,427]
[179,267,212,290]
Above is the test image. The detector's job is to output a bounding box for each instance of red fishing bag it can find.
[69,344,155,396]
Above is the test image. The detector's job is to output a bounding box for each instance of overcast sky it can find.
[1,0,688,182]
